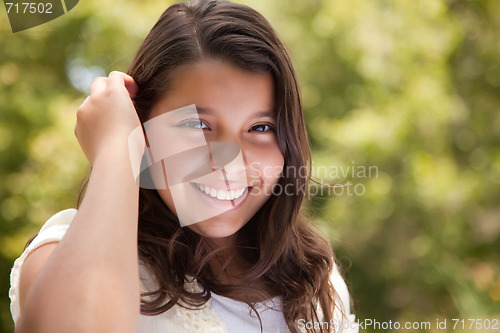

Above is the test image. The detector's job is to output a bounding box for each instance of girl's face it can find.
[146,59,284,238]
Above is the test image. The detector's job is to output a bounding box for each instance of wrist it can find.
[91,139,139,180]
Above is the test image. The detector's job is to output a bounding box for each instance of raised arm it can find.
[15,71,144,333]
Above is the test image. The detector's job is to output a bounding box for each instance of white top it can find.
[9,209,359,333]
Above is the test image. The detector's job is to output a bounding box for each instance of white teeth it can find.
[216,190,225,200]
[192,183,247,201]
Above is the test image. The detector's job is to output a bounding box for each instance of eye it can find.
[250,123,275,132]
[178,119,210,130]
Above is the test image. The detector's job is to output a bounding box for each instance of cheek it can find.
[148,162,178,215]
[156,188,177,216]
[268,154,285,185]
[247,145,285,187]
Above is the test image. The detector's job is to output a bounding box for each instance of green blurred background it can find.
[1,0,499,332]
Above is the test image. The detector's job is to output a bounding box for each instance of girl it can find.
[9,1,358,332]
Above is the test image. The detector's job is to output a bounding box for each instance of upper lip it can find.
[189,182,250,191]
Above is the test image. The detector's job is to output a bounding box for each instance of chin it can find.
[185,216,246,239]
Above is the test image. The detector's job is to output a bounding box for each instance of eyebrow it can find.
[194,106,274,118]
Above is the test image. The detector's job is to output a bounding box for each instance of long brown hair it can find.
[128,1,340,331]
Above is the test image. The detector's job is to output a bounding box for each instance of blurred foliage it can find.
[1,0,499,332]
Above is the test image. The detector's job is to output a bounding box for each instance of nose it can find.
[208,142,247,180]
[208,141,240,170]
[208,131,248,182]
[209,125,247,160]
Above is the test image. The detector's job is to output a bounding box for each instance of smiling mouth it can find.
[190,182,248,201]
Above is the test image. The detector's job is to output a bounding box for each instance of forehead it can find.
[148,59,275,120]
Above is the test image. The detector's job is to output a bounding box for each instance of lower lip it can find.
[189,183,250,211]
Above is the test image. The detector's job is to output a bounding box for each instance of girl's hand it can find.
[75,71,141,165]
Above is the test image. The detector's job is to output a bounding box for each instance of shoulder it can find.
[23,208,78,255]
[37,209,78,232]
[9,209,78,322]
[329,261,359,333]
[330,261,351,314]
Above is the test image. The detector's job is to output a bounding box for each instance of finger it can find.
[89,77,108,95]
[108,71,139,98]
[80,96,90,107]
[124,74,139,98]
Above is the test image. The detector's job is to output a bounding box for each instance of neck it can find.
[203,235,277,301]
[204,234,251,284]
[205,233,238,251]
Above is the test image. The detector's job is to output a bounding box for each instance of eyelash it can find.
[178,119,209,129]
[249,123,275,132]
[178,119,276,133]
